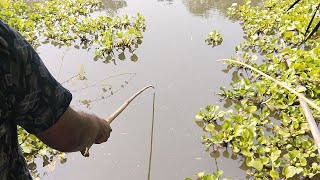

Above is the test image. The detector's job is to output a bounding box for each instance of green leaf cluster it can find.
[0,0,146,63]
[185,170,231,180]
[205,30,223,47]
[18,127,67,179]
[197,0,320,179]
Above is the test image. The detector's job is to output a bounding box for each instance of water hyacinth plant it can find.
[0,0,146,63]
[193,0,320,179]
[185,170,231,180]
[205,30,223,47]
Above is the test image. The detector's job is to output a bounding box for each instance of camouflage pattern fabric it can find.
[0,20,72,179]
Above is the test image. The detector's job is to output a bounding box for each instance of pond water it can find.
[38,0,253,179]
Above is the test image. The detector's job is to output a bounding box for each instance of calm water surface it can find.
[39,0,250,179]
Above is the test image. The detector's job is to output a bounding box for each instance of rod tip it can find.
[146,85,155,89]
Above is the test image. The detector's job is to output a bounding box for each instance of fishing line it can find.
[147,92,156,180]
[57,48,70,81]
[71,73,136,92]
[70,73,137,108]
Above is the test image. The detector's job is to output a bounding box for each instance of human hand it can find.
[80,115,112,157]
[93,118,112,144]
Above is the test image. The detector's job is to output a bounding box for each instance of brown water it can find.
[38,0,252,179]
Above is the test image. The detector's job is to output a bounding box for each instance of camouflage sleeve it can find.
[0,20,72,135]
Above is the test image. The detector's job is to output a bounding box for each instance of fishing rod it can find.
[80,85,156,180]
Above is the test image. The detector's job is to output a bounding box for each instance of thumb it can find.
[80,147,90,157]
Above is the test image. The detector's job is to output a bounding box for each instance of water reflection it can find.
[158,0,174,5]
[25,0,127,16]
[180,0,261,19]
[99,0,127,15]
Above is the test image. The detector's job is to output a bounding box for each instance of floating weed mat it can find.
[190,0,320,179]
[0,0,146,63]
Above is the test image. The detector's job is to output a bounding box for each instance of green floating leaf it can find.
[203,175,214,180]
[296,86,307,93]
[206,105,215,112]
[195,121,204,128]
[282,166,296,179]
[247,105,257,113]
[118,52,126,60]
[270,170,279,179]
[197,172,205,177]
[131,54,138,62]
[249,159,263,172]
[270,149,281,162]
[205,124,215,132]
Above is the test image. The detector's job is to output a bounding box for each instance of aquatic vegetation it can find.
[18,127,67,178]
[287,0,319,43]
[0,0,146,63]
[205,30,223,47]
[185,170,231,180]
[195,0,320,179]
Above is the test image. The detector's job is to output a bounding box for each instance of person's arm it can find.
[36,107,112,152]
[0,20,112,153]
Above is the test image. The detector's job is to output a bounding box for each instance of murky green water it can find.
[38,0,254,179]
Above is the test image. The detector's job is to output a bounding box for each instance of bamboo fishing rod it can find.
[81,85,155,157]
